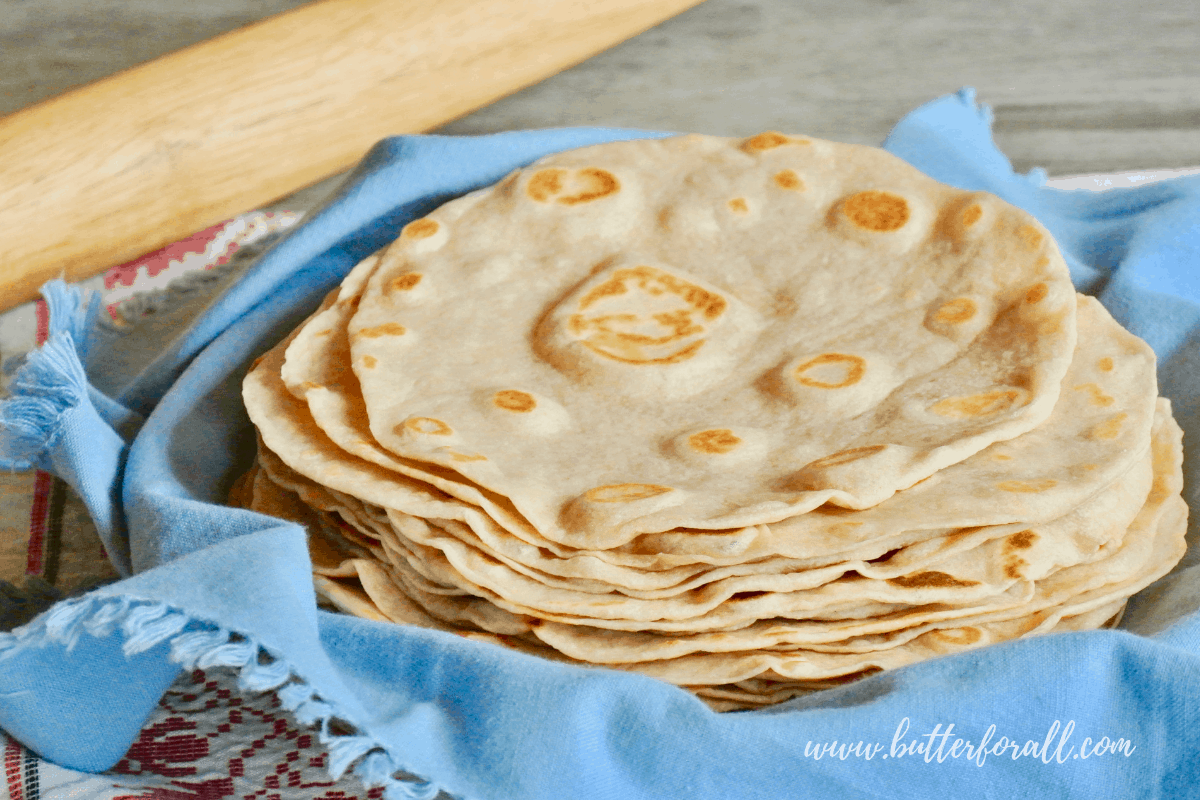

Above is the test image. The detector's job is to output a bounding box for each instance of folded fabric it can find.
[2,88,1200,800]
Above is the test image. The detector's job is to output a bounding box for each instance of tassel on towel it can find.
[0,280,139,575]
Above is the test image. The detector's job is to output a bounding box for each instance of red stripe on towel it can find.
[24,471,53,577]
[33,300,48,348]
[26,297,53,578]
[4,736,25,800]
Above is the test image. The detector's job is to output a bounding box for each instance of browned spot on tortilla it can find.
[1087,413,1127,441]
[314,329,332,337]
[804,445,887,470]
[1025,283,1049,303]
[996,479,1058,493]
[402,218,439,239]
[361,355,378,369]
[657,208,672,229]
[728,197,749,214]
[1004,557,1027,580]
[559,168,620,205]
[933,297,977,324]
[961,204,983,227]
[931,627,982,645]
[571,266,727,364]
[579,267,726,319]
[585,484,674,503]
[527,168,565,202]
[566,314,591,336]
[936,530,976,551]
[688,429,742,454]
[931,389,1025,418]
[1148,475,1173,504]
[390,273,423,292]
[794,353,866,388]
[300,381,323,391]
[887,571,979,589]
[578,281,627,308]
[582,338,705,365]
[773,170,804,190]
[355,322,407,338]
[530,167,620,205]
[1074,383,1115,407]
[493,390,537,413]
[740,131,795,152]
[1017,224,1044,248]
[842,191,910,232]
[1098,357,1115,372]
[401,417,453,436]
[446,451,487,463]
[1007,530,1037,550]
[992,452,1014,461]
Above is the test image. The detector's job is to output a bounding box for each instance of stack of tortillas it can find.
[231,132,1188,710]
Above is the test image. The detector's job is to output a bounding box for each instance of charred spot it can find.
[1006,530,1037,550]
[1004,558,1027,580]
[887,571,979,589]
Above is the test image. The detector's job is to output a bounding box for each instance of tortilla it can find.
[346,133,1078,548]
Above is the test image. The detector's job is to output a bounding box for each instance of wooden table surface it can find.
[3,0,1198,214]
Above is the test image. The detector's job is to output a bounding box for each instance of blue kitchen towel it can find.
[3,88,1200,800]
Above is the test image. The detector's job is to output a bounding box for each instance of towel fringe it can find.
[41,596,98,651]
[196,639,260,670]
[0,595,458,800]
[39,280,101,364]
[326,735,379,780]
[83,595,134,639]
[170,628,232,664]
[277,681,316,708]
[0,280,109,470]
[292,696,336,727]
[238,657,293,693]
[121,607,190,657]
[0,332,89,470]
[358,750,395,785]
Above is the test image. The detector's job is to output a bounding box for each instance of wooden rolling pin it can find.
[0,0,704,312]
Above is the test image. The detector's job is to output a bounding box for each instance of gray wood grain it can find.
[3,0,1198,215]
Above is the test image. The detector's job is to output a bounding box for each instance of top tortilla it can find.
[344,132,1077,548]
